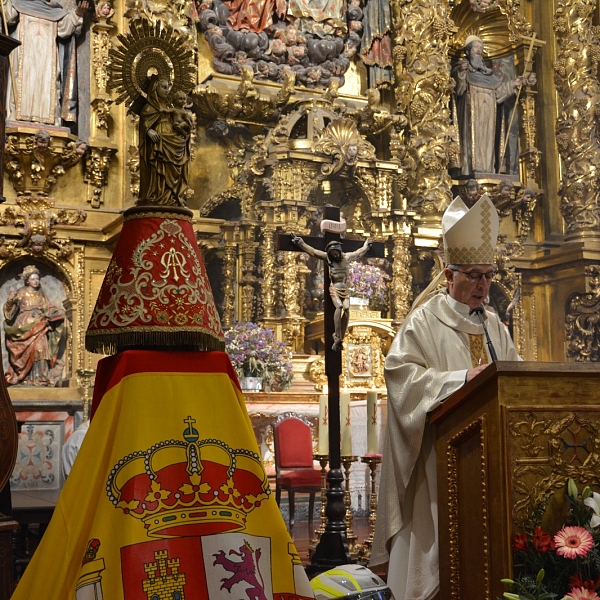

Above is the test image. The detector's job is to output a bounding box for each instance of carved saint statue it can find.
[138,76,193,206]
[452,35,526,176]
[3,265,65,386]
[1,0,90,126]
[291,235,372,350]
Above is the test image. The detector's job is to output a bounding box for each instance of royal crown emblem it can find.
[106,417,270,538]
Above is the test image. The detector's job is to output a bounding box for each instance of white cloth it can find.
[62,420,89,478]
[370,292,521,600]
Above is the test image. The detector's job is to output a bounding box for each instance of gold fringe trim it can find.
[85,330,225,355]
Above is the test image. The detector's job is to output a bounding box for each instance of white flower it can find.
[584,491,600,528]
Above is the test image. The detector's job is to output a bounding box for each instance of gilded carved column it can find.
[260,225,276,319]
[221,243,237,329]
[90,16,115,138]
[554,0,600,236]
[390,0,454,217]
[240,261,257,323]
[280,252,301,315]
[390,229,413,322]
[519,87,541,186]
[278,251,309,352]
[239,235,259,323]
[87,13,117,208]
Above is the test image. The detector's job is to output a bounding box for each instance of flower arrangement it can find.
[347,260,390,311]
[224,322,294,391]
[502,479,600,600]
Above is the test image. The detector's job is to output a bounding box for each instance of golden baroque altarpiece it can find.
[1,0,600,502]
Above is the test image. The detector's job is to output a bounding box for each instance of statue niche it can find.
[0,263,68,386]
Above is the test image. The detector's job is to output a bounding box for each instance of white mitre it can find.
[442,194,499,265]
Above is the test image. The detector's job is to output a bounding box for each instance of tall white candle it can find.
[340,392,352,456]
[366,390,379,454]
[318,394,329,455]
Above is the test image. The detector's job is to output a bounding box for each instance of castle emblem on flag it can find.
[142,549,186,599]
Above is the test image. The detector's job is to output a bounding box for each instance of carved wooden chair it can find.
[272,412,321,533]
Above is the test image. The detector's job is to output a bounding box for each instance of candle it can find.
[340,392,352,456]
[367,391,379,454]
[318,394,329,455]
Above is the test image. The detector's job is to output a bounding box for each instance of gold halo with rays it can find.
[109,19,196,108]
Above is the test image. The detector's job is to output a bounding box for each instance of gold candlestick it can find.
[341,455,358,553]
[76,368,96,422]
[309,454,328,559]
[356,453,382,564]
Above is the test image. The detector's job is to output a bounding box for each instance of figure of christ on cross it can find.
[278,207,384,569]
[291,235,372,351]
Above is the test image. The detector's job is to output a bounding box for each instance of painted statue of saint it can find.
[1,0,90,126]
[3,265,65,386]
[452,35,523,176]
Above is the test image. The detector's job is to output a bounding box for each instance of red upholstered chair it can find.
[272,412,321,533]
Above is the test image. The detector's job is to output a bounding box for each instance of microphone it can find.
[470,306,498,362]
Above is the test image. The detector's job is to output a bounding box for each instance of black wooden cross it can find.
[277,205,385,571]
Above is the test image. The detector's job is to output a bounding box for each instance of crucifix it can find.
[277,205,385,570]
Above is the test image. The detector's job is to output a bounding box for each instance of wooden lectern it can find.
[429,361,600,600]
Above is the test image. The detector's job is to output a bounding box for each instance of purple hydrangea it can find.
[225,322,294,391]
[348,262,390,309]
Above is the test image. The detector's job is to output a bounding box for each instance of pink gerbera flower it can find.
[565,587,600,600]
[554,526,594,559]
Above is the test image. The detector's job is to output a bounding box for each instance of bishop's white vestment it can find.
[370,292,521,600]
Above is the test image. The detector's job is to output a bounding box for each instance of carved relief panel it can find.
[507,408,600,532]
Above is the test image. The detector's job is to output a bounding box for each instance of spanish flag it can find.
[12,350,314,600]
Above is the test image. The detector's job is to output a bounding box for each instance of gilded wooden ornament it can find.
[84,146,118,208]
[313,117,376,177]
[0,196,86,261]
[4,130,86,197]
[554,0,600,235]
[391,0,454,214]
[508,410,600,529]
[566,265,600,362]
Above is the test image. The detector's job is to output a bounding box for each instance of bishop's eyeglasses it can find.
[450,269,497,283]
